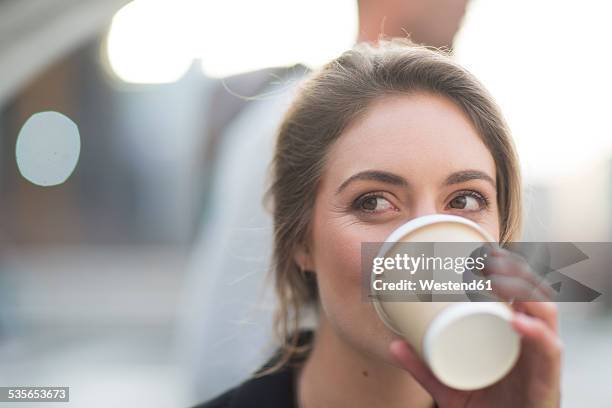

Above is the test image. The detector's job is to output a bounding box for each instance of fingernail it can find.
[512,312,532,327]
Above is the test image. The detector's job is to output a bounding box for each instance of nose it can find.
[410,198,439,220]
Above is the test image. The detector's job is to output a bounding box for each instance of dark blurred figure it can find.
[177,0,469,404]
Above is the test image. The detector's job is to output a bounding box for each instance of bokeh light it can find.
[106,0,196,84]
[195,0,358,78]
[105,0,357,83]
[454,0,612,183]
[16,111,81,187]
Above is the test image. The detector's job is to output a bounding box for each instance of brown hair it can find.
[261,38,522,374]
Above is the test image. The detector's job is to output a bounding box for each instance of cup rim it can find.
[422,302,520,390]
[369,214,498,334]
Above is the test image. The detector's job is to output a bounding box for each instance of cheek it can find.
[309,199,373,316]
[311,220,370,344]
[310,212,402,361]
[479,207,501,241]
[310,202,397,290]
[312,221,363,287]
[475,216,500,242]
[309,203,393,318]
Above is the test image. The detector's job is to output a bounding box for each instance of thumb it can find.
[389,339,455,403]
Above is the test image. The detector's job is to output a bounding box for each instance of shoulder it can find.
[190,366,295,408]
[192,330,314,408]
[212,64,310,97]
[206,64,310,130]
[192,387,234,408]
[208,64,309,115]
[203,63,310,160]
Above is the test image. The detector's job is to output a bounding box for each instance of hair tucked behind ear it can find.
[258,38,522,376]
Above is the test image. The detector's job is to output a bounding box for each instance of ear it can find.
[294,241,315,273]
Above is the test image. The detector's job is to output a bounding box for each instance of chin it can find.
[335,308,403,365]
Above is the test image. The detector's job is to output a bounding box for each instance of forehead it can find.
[324,93,496,184]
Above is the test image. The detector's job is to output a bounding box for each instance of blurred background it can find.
[0,0,611,407]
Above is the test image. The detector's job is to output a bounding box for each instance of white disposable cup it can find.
[371,214,521,390]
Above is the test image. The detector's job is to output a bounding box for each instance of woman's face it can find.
[303,92,500,365]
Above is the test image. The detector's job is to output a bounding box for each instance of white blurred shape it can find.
[105,0,357,82]
[197,0,358,77]
[454,0,612,183]
[106,0,195,84]
[16,111,81,187]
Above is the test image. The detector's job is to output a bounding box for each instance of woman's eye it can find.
[448,193,485,211]
[356,195,396,213]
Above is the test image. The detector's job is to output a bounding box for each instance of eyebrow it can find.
[443,170,496,188]
[335,169,495,195]
[336,170,409,194]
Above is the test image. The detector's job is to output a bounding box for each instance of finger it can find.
[505,251,557,300]
[389,340,450,399]
[511,312,563,359]
[489,275,552,302]
[512,301,559,332]
[483,255,555,300]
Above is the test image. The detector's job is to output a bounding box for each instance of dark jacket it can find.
[192,330,439,408]
[192,331,312,408]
